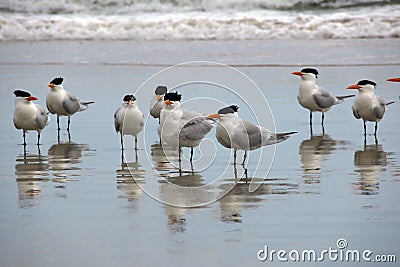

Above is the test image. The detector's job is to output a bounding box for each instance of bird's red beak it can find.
[387,78,400,83]
[48,83,55,89]
[27,96,38,101]
[165,99,172,106]
[292,71,304,76]
[207,113,221,119]
[346,84,361,90]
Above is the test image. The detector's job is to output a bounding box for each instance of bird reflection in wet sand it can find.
[353,144,387,195]
[299,134,351,184]
[15,150,49,208]
[116,151,145,208]
[160,172,205,233]
[218,179,272,223]
[48,142,91,182]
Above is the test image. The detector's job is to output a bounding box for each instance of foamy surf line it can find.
[1,9,399,41]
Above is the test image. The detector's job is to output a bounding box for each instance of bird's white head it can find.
[292,68,318,82]
[48,77,64,91]
[123,94,137,107]
[14,89,38,104]
[163,91,182,110]
[346,80,376,93]
[208,105,239,121]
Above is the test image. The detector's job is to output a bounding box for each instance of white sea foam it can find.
[0,0,399,40]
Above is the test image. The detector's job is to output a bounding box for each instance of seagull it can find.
[13,90,50,145]
[46,77,94,132]
[387,77,400,83]
[207,105,296,165]
[114,95,144,150]
[158,92,214,163]
[292,68,354,129]
[346,80,394,136]
[150,85,168,123]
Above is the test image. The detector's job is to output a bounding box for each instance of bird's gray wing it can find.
[62,93,81,114]
[313,89,336,109]
[179,117,213,141]
[352,106,361,119]
[372,98,386,120]
[35,104,49,129]
[238,120,263,150]
[114,107,121,132]
[216,124,232,148]
[46,101,55,114]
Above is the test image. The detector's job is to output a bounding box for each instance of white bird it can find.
[207,105,296,165]
[114,95,144,150]
[292,68,354,129]
[387,77,400,83]
[46,77,94,132]
[158,92,214,162]
[346,80,394,136]
[150,85,168,123]
[13,90,50,145]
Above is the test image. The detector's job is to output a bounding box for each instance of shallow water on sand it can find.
[0,40,399,266]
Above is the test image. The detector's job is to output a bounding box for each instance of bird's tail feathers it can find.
[79,101,95,112]
[270,131,297,144]
[385,101,395,106]
[334,94,355,105]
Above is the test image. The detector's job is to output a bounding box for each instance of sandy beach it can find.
[0,39,399,266]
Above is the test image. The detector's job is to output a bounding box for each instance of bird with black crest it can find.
[292,68,354,133]
[346,79,394,137]
[208,105,296,165]
[46,77,94,135]
[13,89,50,145]
[158,91,215,168]
[114,94,144,151]
[150,85,168,123]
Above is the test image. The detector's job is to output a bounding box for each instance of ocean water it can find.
[0,0,399,40]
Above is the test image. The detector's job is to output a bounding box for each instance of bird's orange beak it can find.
[346,84,361,90]
[292,71,304,76]
[387,78,400,82]
[48,83,55,89]
[27,96,38,101]
[165,99,172,106]
[207,113,221,119]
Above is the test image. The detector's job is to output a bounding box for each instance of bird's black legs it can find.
[363,120,367,136]
[135,136,138,150]
[190,147,194,162]
[37,131,41,145]
[234,149,237,165]
[120,133,124,150]
[57,115,60,131]
[309,111,313,126]
[374,122,378,136]
[242,150,247,166]
[67,116,71,132]
[22,130,27,145]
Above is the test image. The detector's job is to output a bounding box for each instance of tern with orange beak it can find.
[114,95,144,150]
[46,77,94,132]
[292,68,354,130]
[207,105,296,165]
[14,90,50,145]
[150,85,168,123]
[158,92,215,163]
[346,80,394,136]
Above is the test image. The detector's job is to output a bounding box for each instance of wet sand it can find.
[0,39,399,266]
